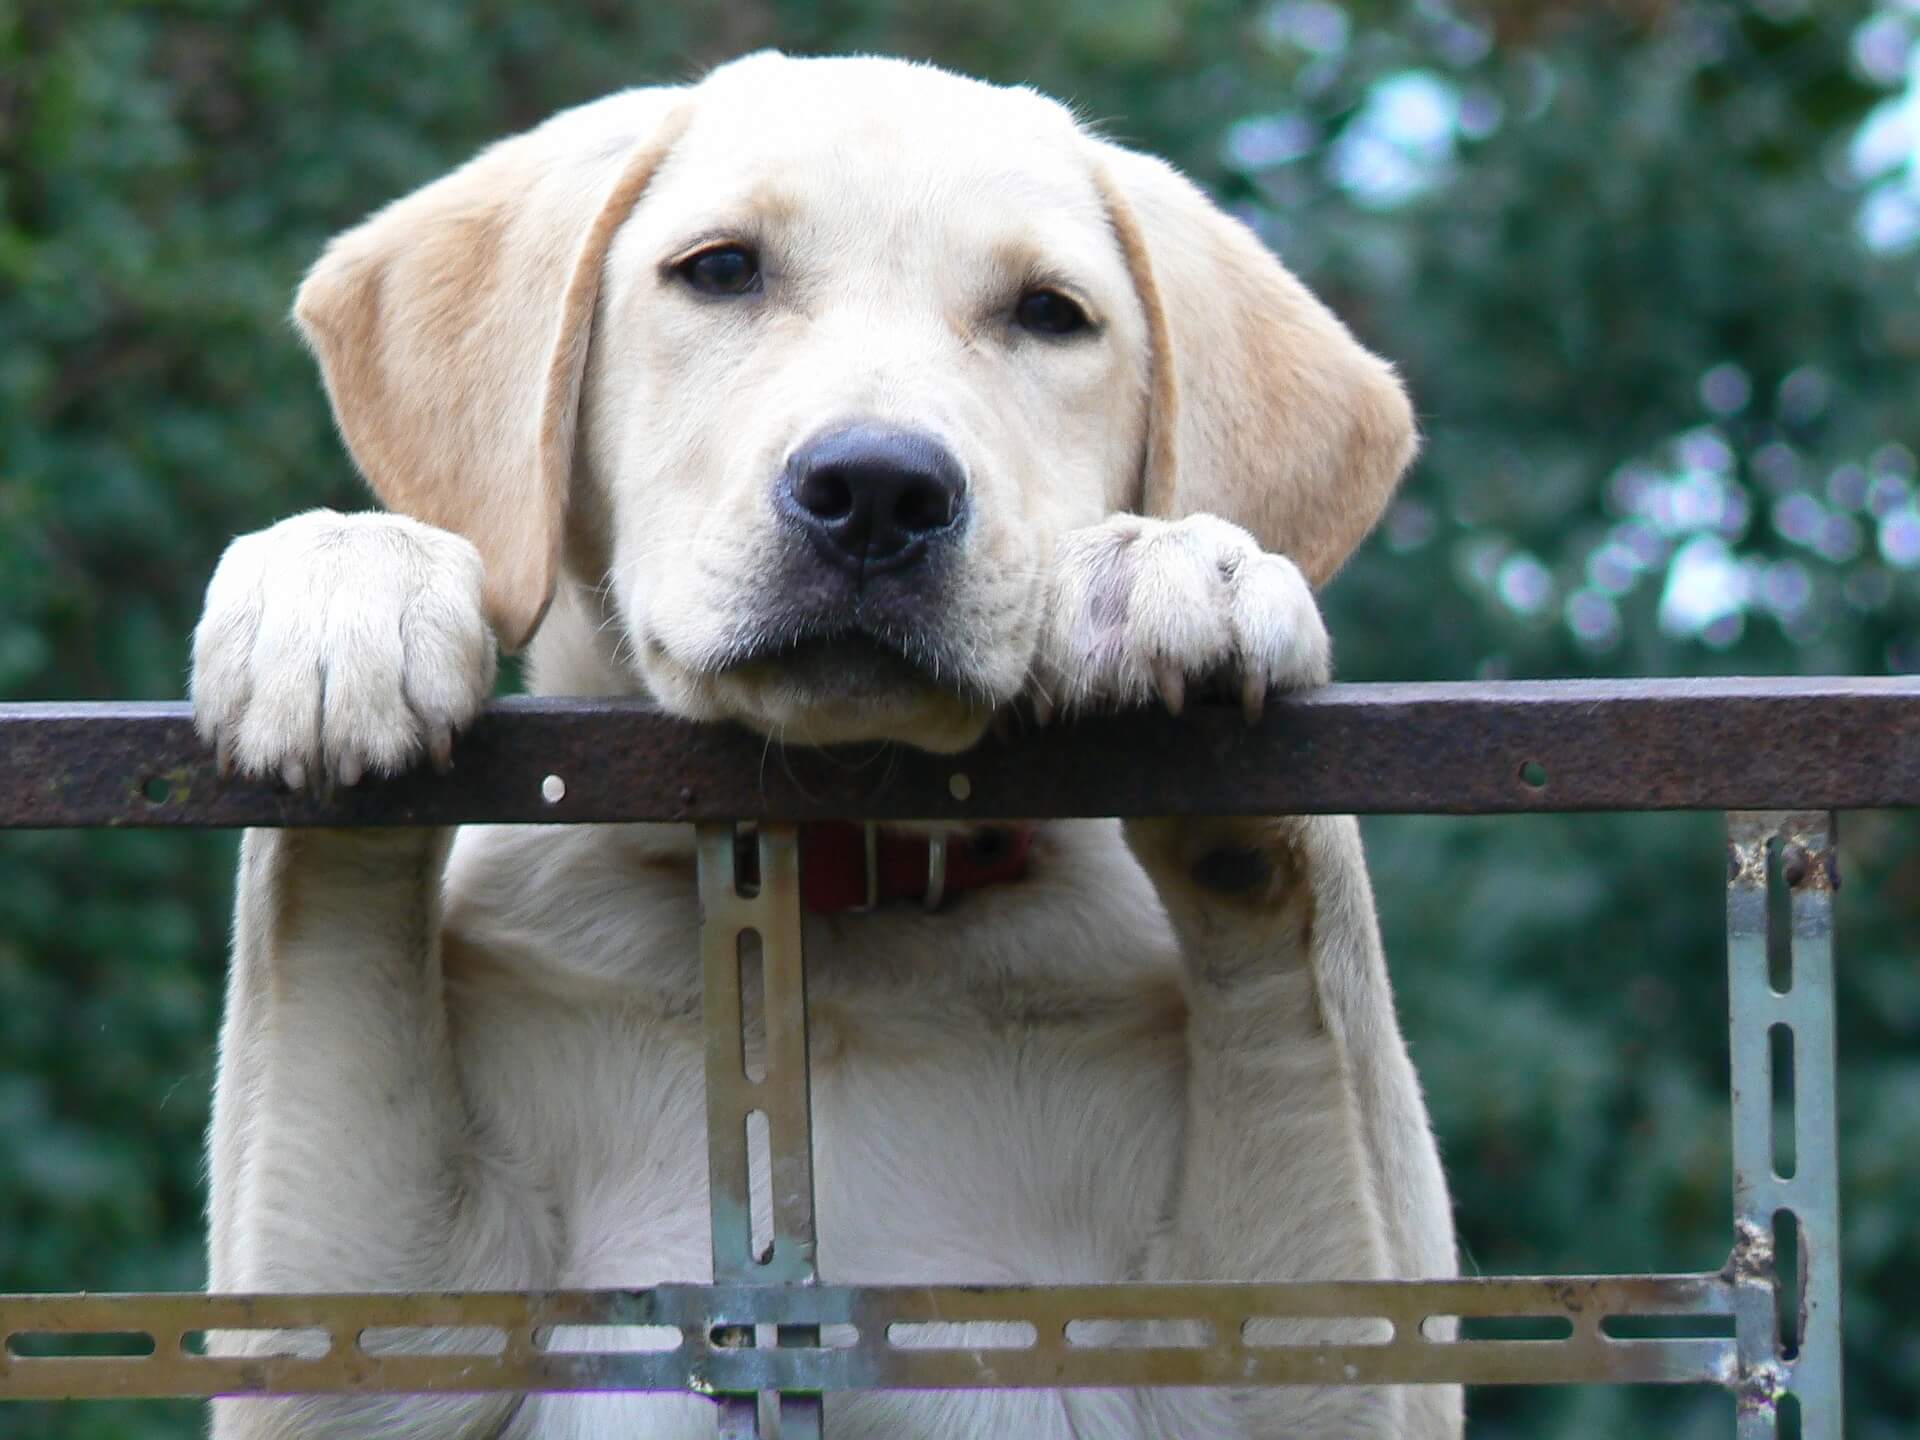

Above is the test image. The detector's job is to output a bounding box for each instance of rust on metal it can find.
[5,676,1920,829]
[1726,1217,1775,1289]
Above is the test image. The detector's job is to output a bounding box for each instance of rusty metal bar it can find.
[6,676,1920,828]
[699,825,822,1437]
[1726,813,1844,1438]
[0,1273,1738,1400]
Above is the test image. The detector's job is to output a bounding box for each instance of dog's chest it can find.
[452,975,1188,1291]
[443,820,1192,1289]
[447,827,1200,1437]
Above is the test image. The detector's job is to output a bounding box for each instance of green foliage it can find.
[2,2,1917,1436]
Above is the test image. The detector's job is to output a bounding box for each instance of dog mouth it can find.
[715,629,953,699]
[664,609,1006,753]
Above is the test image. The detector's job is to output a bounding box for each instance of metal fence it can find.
[4,674,1906,1437]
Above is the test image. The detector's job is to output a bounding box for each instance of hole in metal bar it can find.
[1599,1313,1736,1339]
[739,928,767,1084]
[818,1324,860,1349]
[1771,1022,1797,1180]
[142,775,172,805]
[1242,1317,1394,1347]
[181,1327,331,1357]
[772,1323,817,1350]
[733,825,761,898]
[1775,1208,1801,1361]
[535,1325,683,1354]
[887,1321,1036,1350]
[1766,836,1793,993]
[747,1107,773,1265]
[1422,1314,1574,1342]
[540,773,566,805]
[358,1325,507,1356]
[6,1330,156,1358]
[1779,1391,1803,1440]
[1064,1318,1214,1348]
[1518,759,1548,789]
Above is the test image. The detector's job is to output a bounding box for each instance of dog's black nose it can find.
[781,425,966,573]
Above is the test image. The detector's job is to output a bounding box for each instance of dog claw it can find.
[337,753,363,788]
[281,757,307,792]
[1153,659,1185,716]
[215,733,236,780]
[428,725,456,773]
[1242,673,1267,726]
[1029,691,1055,728]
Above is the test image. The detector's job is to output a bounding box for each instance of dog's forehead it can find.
[693,51,1080,140]
[671,53,1096,214]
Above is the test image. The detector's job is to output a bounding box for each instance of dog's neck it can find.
[521,574,1036,915]
[748,821,1035,914]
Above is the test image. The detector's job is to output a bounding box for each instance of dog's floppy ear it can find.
[1093,144,1417,586]
[294,90,691,650]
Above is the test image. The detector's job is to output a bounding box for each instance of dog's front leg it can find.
[194,511,547,1439]
[1035,515,1462,1439]
[1123,812,1461,1438]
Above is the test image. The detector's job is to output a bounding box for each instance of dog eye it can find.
[1014,288,1090,337]
[676,244,761,297]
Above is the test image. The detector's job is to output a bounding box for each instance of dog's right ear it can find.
[294,90,691,651]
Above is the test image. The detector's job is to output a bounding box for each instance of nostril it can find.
[801,470,856,523]
[895,479,957,534]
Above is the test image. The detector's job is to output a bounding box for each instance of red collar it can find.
[784,822,1035,914]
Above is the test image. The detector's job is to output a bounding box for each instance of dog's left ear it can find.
[1093,144,1417,586]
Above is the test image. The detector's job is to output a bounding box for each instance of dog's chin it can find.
[666,635,998,753]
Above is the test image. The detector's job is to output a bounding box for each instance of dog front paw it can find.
[1029,513,1329,722]
[191,509,497,789]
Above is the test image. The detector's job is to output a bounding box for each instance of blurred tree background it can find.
[3,0,1918,1435]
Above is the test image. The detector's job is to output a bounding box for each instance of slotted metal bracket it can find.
[1726,812,1844,1438]
[699,823,823,1439]
[0,818,1853,1436]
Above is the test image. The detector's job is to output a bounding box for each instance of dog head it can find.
[295,52,1414,752]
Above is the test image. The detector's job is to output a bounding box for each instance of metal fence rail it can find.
[3,676,1894,1437]
[6,676,1919,827]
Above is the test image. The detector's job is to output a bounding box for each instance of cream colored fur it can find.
[190,52,1461,1439]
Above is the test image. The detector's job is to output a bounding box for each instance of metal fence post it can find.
[1727,812,1844,1438]
[699,823,824,1440]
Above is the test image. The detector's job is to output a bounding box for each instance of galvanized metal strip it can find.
[1729,814,1786,1438]
[698,824,820,1434]
[9,676,1920,829]
[1727,813,1844,1438]
[1781,816,1845,1440]
[0,1276,1736,1399]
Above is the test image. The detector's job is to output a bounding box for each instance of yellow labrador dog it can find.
[190,51,1460,1439]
